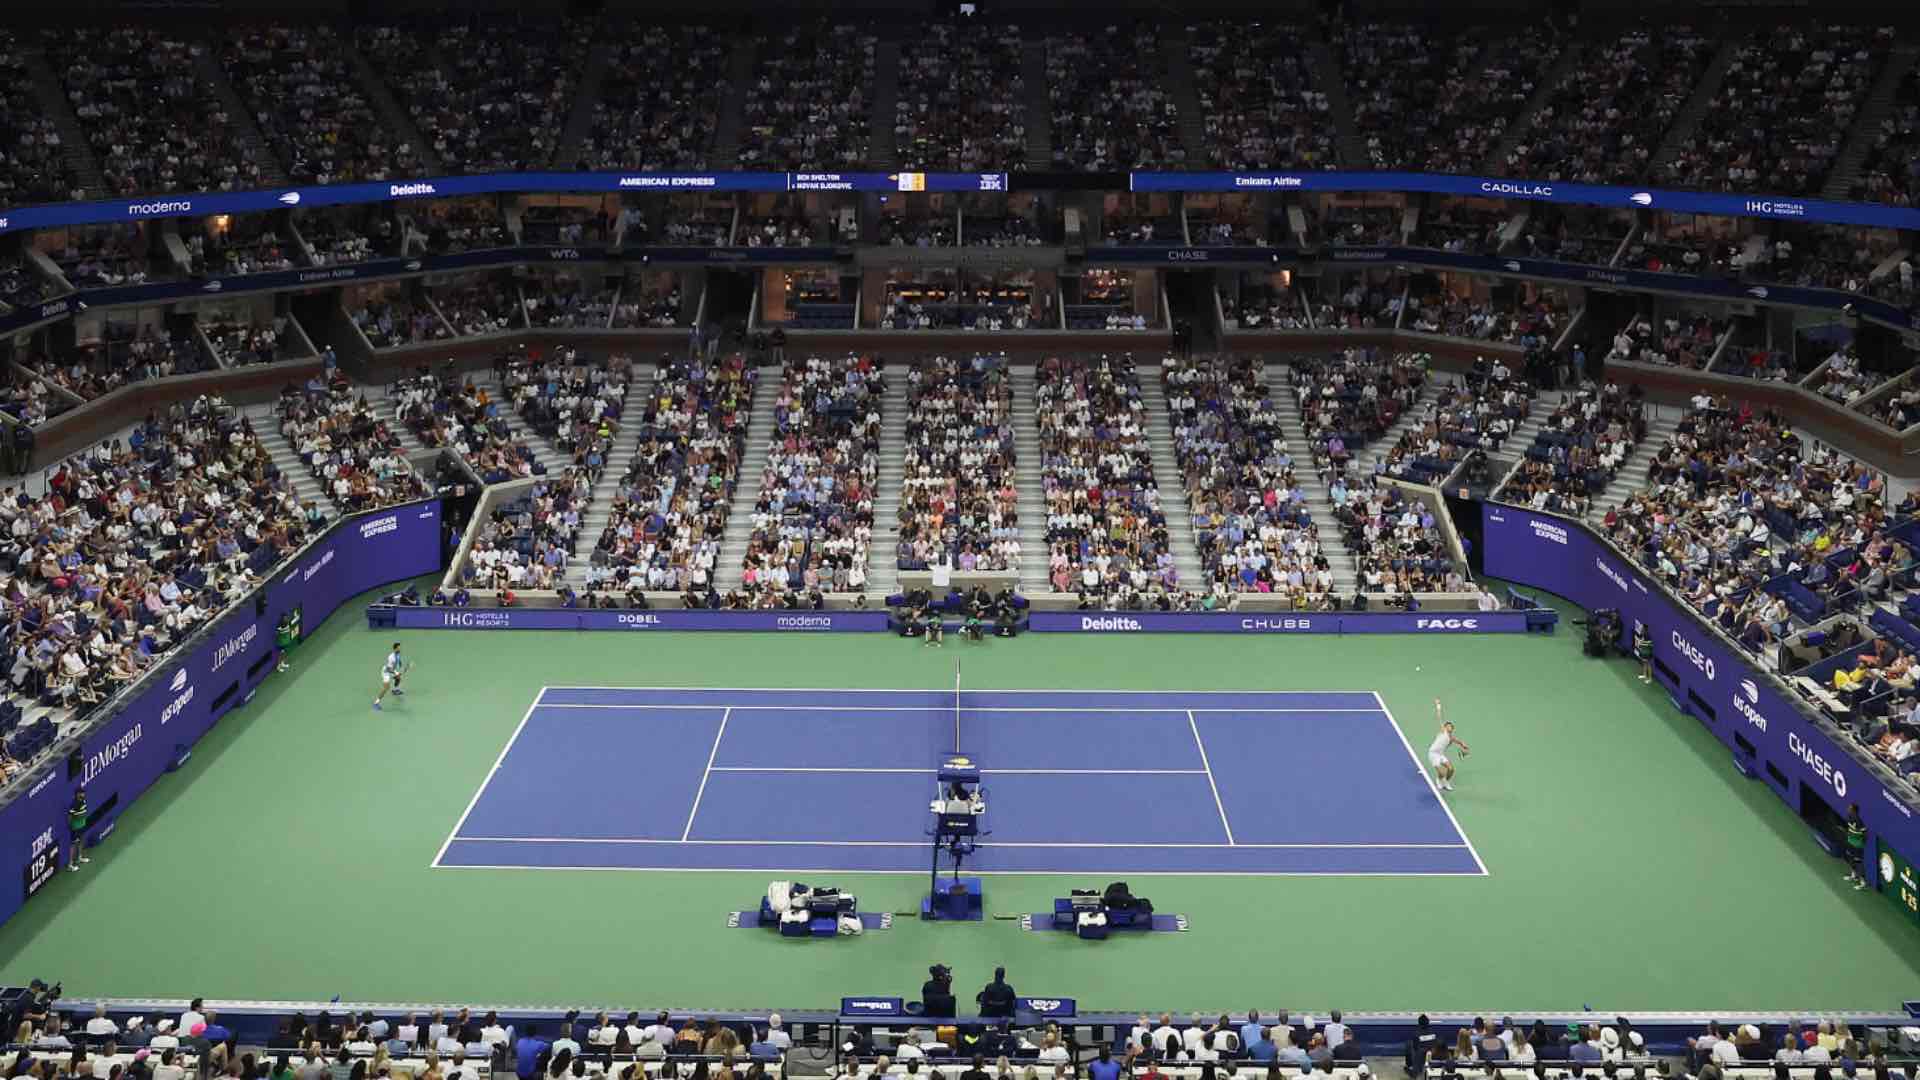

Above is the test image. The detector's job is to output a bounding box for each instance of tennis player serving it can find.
[1427,698,1470,792]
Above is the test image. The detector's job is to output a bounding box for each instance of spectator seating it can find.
[579,355,755,596]
[205,318,291,366]
[391,372,543,484]
[1658,26,1891,196]
[1188,21,1331,171]
[0,33,80,204]
[353,296,450,349]
[611,285,685,328]
[1342,22,1564,172]
[1604,402,1888,649]
[1514,204,1633,265]
[278,378,430,513]
[737,21,877,170]
[522,274,616,329]
[440,281,522,337]
[8,401,315,722]
[740,353,882,597]
[359,21,587,174]
[221,26,422,185]
[500,348,631,472]
[1854,64,1920,207]
[580,25,728,171]
[894,21,1027,173]
[1163,354,1324,602]
[1810,347,1882,406]
[1037,354,1168,601]
[1379,376,1526,488]
[1045,27,1184,170]
[1497,382,1649,514]
[1505,27,1716,185]
[1336,477,1462,594]
[461,470,593,593]
[895,355,1018,573]
[45,28,269,197]
[1289,349,1427,480]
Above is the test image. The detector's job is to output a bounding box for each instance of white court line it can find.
[433,864,1482,879]
[707,766,1208,775]
[679,707,731,842]
[448,836,1468,849]
[532,703,1384,714]
[1372,690,1490,877]
[431,690,548,868]
[1186,709,1236,846]
[542,685,1383,696]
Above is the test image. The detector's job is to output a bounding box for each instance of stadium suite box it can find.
[0,500,445,930]
[1482,504,1920,884]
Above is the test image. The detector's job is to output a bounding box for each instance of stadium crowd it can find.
[1188,22,1331,171]
[1342,23,1563,173]
[7,399,319,713]
[580,26,728,171]
[1496,381,1648,515]
[47,28,269,197]
[740,353,881,599]
[896,355,1019,574]
[277,376,431,513]
[581,354,756,599]
[221,26,421,185]
[894,21,1027,173]
[737,21,876,170]
[1165,354,1324,604]
[1036,354,1169,602]
[1045,28,1184,171]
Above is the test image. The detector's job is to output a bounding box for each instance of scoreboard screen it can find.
[1879,843,1920,926]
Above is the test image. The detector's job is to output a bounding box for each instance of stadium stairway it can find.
[1591,410,1684,515]
[1134,367,1209,595]
[708,38,758,171]
[867,36,902,171]
[711,364,781,593]
[1020,41,1052,171]
[1304,36,1364,169]
[553,37,615,169]
[1009,364,1051,598]
[866,361,910,601]
[192,41,287,186]
[558,363,653,592]
[21,48,105,198]
[1823,42,1920,202]
[1649,31,1743,176]
[1159,28,1206,166]
[1269,367,1444,597]
[244,402,340,516]
[1482,41,1584,173]
[345,49,444,176]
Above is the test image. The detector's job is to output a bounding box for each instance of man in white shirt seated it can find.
[86,1004,120,1039]
[395,1016,421,1048]
[479,1013,510,1048]
[763,1015,793,1052]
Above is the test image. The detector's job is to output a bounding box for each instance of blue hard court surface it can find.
[434,687,1485,876]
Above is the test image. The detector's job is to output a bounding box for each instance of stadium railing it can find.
[17,998,1920,1060]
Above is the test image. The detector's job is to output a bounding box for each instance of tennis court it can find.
[433,686,1486,876]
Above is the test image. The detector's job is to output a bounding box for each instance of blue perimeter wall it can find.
[0,499,444,928]
[1482,504,1917,881]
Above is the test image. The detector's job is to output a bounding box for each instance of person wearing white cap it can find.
[1600,1027,1624,1063]
[763,1015,791,1052]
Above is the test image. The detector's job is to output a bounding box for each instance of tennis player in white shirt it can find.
[1428,700,1470,791]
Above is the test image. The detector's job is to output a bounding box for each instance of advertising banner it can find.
[1126,171,1920,232]
[8,168,1918,236]
[0,500,443,929]
[1481,504,1920,873]
[1026,611,1532,633]
[389,607,891,632]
